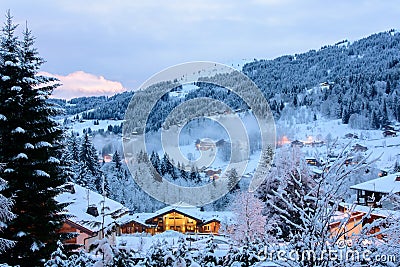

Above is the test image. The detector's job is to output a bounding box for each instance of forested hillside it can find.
[56,30,400,130]
[243,30,400,129]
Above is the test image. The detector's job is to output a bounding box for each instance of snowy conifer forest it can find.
[1,9,400,267]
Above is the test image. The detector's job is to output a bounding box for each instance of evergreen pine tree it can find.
[199,236,219,267]
[67,250,95,267]
[223,244,241,266]
[179,163,188,180]
[112,150,122,170]
[279,100,285,111]
[394,161,400,173]
[189,166,202,184]
[227,168,240,192]
[65,132,80,182]
[371,110,380,129]
[142,240,170,267]
[236,244,259,267]
[67,132,80,163]
[150,151,160,173]
[382,100,389,126]
[77,134,102,193]
[0,12,68,265]
[386,80,391,94]
[160,153,167,175]
[44,241,67,267]
[0,177,15,253]
[342,108,350,124]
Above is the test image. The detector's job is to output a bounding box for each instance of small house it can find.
[345,133,358,139]
[205,169,222,177]
[383,130,397,137]
[117,202,233,236]
[195,139,216,151]
[350,173,400,207]
[56,183,128,251]
[305,157,320,166]
[378,169,388,177]
[352,144,368,153]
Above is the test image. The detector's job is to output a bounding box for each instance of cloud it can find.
[40,71,125,99]
[9,1,400,91]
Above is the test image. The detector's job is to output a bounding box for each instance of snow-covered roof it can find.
[310,167,323,174]
[117,202,234,226]
[350,172,400,194]
[56,183,128,232]
[340,202,400,219]
[116,213,155,226]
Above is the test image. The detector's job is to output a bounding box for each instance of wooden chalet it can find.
[290,140,304,148]
[117,202,233,235]
[204,169,222,180]
[56,183,128,251]
[329,210,365,240]
[334,203,400,240]
[305,157,320,166]
[195,139,216,151]
[350,172,400,207]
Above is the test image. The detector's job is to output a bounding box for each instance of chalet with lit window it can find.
[333,203,400,240]
[204,169,222,180]
[328,209,365,240]
[195,139,216,151]
[305,157,320,167]
[117,202,233,235]
[56,183,128,251]
[378,169,388,177]
[350,172,400,208]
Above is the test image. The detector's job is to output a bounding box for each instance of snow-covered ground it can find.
[278,118,400,170]
[116,231,230,257]
[68,119,123,136]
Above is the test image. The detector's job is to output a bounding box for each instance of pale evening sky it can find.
[2,0,400,99]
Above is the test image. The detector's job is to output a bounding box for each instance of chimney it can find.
[87,205,99,217]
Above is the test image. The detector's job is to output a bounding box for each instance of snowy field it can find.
[116,231,231,258]
[278,118,400,170]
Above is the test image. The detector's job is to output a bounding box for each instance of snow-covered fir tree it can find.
[262,147,315,240]
[77,133,102,193]
[198,236,219,267]
[227,168,240,192]
[67,132,80,163]
[0,11,68,266]
[44,241,67,267]
[0,178,15,253]
[140,239,171,267]
[112,150,122,170]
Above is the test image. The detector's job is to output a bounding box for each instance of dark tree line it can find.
[0,12,69,266]
[243,30,400,129]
